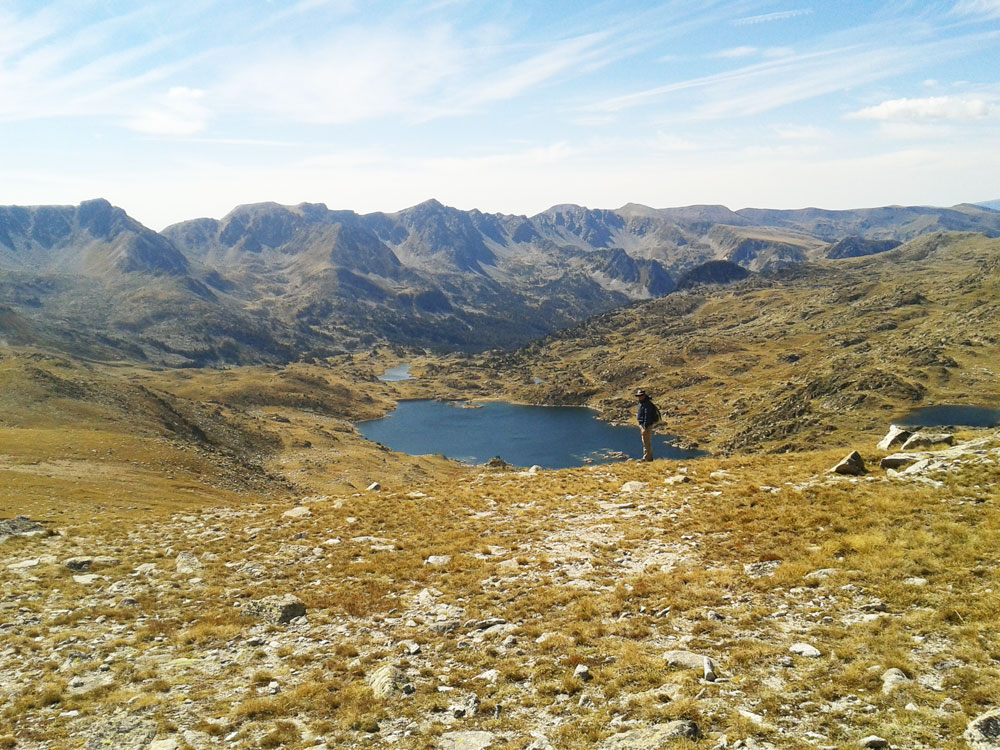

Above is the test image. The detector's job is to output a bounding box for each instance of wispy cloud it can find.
[847,95,995,121]
[952,0,1000,19]
[709,46,758,59]
[733,9,813,26]
[583,23,994,121]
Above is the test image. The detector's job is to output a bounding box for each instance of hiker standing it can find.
[635,388,659,462]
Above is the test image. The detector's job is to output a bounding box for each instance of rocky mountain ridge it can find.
[1,198,998,364]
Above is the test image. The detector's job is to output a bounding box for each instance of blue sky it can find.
[1,0,998,229]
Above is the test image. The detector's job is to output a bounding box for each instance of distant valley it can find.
[1,197,998,365]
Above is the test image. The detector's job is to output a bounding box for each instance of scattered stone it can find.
[903,576,928,586]
[744,560,782,578]
[428,619,461,635]
[902,432,954,450]
[620,481,648,493]
[244,594,306,625]
[877,425,913,451]
[439,730,496,750]
[664,474,692,485]
[67,673,114,697]
[282,506,312,519]
[484,457,511,470]
[789,643,822,658]
[830,450,866,476]
[73,574,101,585]
[664,650,718,681]
[425,555,452,567]
[367,662,412,698]
[148,739,180,750]
[880,453,924,469]
[7,558,41,570]
[966,708,1000,749]
[475,669,500,683]
[599,721,701,749]
[0,515,45,535]
[882,668,910,694]
[858,737,889,749]
[860,601,888,613]
[367,482,382,491]
[175,552,203,574]
[574,664,592,681]
[135,563,157,575]
[84,717,157,750]
[804,567,840,581]
[63,555,119,571]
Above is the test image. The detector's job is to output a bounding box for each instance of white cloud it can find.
[733,9,814,26]
[775,124,829,140]
[952,0,1000,18]
[847,95,994,121]
[709,46,757,59]
[127,87,210,136]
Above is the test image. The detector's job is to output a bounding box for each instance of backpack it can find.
[649,400,661,425]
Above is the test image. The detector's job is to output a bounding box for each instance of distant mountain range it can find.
[1,197,998,365]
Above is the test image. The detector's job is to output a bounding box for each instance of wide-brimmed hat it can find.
[634,389,647,397]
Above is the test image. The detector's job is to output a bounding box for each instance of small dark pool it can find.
[358,400,703,469]
[896,405,1000,428]
[377,363,414,382]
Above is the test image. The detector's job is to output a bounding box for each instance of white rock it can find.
[73,574,101,585]
[367,482,381,492]
[789,643,822,658]
[881,667,910,694]
[858,736,889,749]
[439,730,496,750]
[148,739,180,750]
[620,481,648,493]
[966,708,1000,749]
[877,425,912,451]
[7,558,41,570]
[282,506,312,519]
[175,552,203,574]
[425,555,452,567]
[902,432,954,450]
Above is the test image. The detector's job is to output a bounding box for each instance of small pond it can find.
[357,399,703,469]
[377,363,415,382]
[896,404,1000,428]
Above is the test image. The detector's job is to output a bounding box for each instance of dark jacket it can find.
[637,398,658,429]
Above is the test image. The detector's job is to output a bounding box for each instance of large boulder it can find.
[877,425,913,451]
[830,450,866,475]
[244,594,306,624]
[880,453,924,469]
[901,432,954,450]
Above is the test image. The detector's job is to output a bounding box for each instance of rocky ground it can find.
[3,429,999,750]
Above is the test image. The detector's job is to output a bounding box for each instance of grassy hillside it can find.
[420,232,1000,454]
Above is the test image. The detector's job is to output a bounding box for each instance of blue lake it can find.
[896,405,1000,428]
[358,400,703,469]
